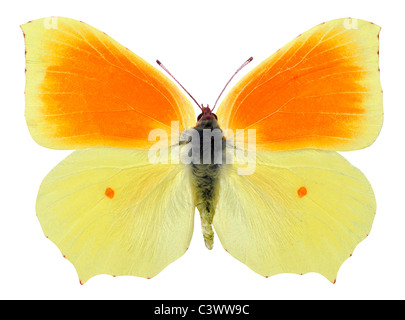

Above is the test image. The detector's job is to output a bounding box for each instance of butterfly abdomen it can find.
[190,119,225,250]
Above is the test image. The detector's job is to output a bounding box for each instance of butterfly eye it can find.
[196,113,218,121]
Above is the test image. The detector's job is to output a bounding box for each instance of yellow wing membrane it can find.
[36,147,194,283]
[22,17,195,150]
[216,18,382,151]
[214,149,376,282]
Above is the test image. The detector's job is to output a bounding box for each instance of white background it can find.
[1,0,404,300]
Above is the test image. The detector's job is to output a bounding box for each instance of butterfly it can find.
[22,17,382,284]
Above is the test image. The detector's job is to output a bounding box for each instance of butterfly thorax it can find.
[190,114,225,250]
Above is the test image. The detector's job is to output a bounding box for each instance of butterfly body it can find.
[190,107,225,249]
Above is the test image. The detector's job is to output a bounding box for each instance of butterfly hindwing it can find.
[36,147,195,283]
[214,149,376,282]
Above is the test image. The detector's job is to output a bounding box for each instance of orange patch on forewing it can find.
[105,187,115,199]
[297,186,307,198]
[217,19,382,152]
[23,18,195,150]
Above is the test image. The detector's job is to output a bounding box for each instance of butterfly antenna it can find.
[156,60,203,111]
[212,57,253,111]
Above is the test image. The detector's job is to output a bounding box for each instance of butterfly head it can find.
[197,105,218,122]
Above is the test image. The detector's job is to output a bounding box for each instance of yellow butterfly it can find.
[22,17,382,284]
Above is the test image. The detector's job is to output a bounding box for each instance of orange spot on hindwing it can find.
[105,187,115,199]
[297,186,307,198]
